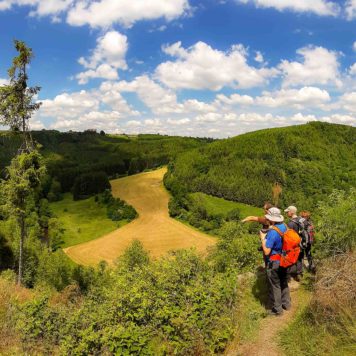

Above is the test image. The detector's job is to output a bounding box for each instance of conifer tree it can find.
[0,40,44,284]
[0,40,41,151]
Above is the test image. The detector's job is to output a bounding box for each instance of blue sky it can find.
[0,0,355,137]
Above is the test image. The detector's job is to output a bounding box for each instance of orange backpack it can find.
[270,224,301,268]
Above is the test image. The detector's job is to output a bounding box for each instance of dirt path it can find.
[226,281,306,356]
[64,167,216,265]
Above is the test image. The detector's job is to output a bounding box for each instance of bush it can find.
[315,189,356,258]
[12,248,239,355]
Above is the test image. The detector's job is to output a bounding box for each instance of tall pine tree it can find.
[0,40,44,284]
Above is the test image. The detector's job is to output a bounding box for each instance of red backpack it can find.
[270,224,301,268]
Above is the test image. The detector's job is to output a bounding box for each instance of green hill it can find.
[165,122,356,209]
[0,130,211,193]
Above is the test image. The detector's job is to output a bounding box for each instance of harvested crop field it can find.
[64,168,216,265]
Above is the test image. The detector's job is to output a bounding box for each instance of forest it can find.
[165,122,356,210]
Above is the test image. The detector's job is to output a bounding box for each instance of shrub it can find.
[315,189,356,258]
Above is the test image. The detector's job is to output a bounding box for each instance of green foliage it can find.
[47,178,62,202]
[35,250,73,291]
[119,240,149,270]
[209,222,261,272]
[100,189,138,221]
[315,189,356,258]
[9,247,238,355]
[0,130,209,193]
[72,171,110,200]
[0,40,41,137]
[167,122,356,210]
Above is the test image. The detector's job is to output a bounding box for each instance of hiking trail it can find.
[226,281,310,356]
[63,167,216,265]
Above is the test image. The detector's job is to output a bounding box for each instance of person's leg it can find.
[279,267,291,310]
[305,244,315,272]
[296,249,304,280]
[266,262,283,314]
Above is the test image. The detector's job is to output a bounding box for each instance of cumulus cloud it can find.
[236,0,340,16]
[66,0,190,28]
[254,51,264,63]
[279,46,341,88]
[155,41,278,90]
[37,85,138,131]
[0,78,8,86]
[338,92,356,112]
[349,63,356,76]
[255,87,331,109]
[216,93,254,105]
[76,31,128,84]
[0,0,190,27]
[0,0,73,20]
[345,0,356,20]
[103,76,217,115]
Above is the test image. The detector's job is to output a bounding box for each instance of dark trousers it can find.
[266,261,291,313]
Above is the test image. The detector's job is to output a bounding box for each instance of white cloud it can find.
[338,92,356,112]
[167,118,190,125]
[155,41,278,90]
[345,0,356,20]
[67,0,190,28]
[254,51,264,63]
[37,85,138,131]
[103,76,217,115]
[0,78,8,86]
[103,76,179,114]
[236,0,340,16]
[256,87,331,109]
[0,1,73,20]
[216,93,254,105]
[279,46,341,88]
[349,63,356,76]
[353,41,356,52]
[0,0,190,27]
[76,31,128,84]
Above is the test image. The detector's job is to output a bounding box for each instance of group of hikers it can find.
[242,203,315,316]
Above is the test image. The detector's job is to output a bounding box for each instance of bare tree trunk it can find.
[17,215,25,285]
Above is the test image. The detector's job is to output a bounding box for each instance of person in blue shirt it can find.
[260,207,291,315]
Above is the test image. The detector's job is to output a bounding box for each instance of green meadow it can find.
[190,192,263,218]
[50,193,124,248]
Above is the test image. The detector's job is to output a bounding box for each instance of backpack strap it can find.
[271,223,287,237]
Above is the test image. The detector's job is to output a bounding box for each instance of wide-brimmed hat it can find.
[265,207,284,223]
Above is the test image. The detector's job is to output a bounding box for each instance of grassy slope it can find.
[190,192,262,218]
[50,193,124,248]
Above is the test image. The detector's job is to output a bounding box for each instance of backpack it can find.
[293,217,315,247]
[270,224,301,268]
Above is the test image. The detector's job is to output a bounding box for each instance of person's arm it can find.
[260,231,271,255]
[242,216,259,223]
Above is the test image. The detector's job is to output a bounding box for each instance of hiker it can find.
[242,202,273,233]
[284,206,303,279]
[260,207,291,315]
[299,211,316,273]
[242,202,273,265]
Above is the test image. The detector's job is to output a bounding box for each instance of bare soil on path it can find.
[64,167,216,265]
[226,280,308,356]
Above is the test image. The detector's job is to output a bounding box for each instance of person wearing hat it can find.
[260,207,291,315]
[284,206,299,233]
[285,205,303,279]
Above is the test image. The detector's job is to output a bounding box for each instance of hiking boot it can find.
[268,308,283,316]
[282,304,291,311]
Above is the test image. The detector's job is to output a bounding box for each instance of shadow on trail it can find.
[252,266,269,309]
